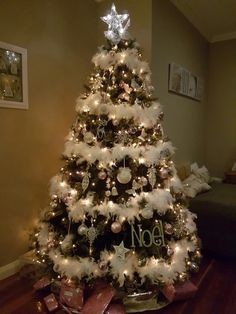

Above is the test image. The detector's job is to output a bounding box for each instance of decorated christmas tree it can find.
[33,4,201,312]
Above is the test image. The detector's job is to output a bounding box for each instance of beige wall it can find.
[0,0,98,267]
[96,0,152,60]
[152,0,208,166]
[206,40,236,177]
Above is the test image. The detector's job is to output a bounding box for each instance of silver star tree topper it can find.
[101,3,130,44]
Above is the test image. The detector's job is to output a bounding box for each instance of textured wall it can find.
[206,40,236,177]
[0,0,98,266]
[152,0,208,166]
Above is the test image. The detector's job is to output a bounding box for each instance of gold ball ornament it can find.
[111,221,122,233]
[117,167,132,184]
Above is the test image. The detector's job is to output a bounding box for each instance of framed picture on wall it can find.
[0,41,28,109]
[168,63,204,101]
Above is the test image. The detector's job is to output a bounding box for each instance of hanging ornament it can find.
[111,186,118,196]
[117,167,132,184]
[159,167,169,179]
[140,176,148,186]
[98,170,107,180]
[111,221,122,233]
[120,81,133,94]
[113,241,130,260]
[96,120,108,140]
[147,166,157,189]
[77,224,88,235]
[118,92,130,101]
[82,171,91,192]
[164,223,173,235]
[105,190,111,197]
[115,130,129,144]
[83,132,94,144]
[87,226,98,247]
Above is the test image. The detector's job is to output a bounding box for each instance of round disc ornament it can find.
[117,167,132,184]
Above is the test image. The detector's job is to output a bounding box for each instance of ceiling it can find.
[170,0,236,42]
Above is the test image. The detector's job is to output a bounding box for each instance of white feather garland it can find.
[75,92,162,128]
[63,141,175,166]
[68,188,173,222]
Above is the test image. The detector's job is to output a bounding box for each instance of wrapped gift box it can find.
[60,279,84,310]
[81,285,115,314]
[33,276,51,290]
[44,293,59,312]
[161,280,198,302]
[105,303,125,314]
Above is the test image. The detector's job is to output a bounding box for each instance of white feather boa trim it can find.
[63,141,175,166]
[75,92,162,128]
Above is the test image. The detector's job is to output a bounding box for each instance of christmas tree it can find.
[33,3,201,306]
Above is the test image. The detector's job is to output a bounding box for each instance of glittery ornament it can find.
[82,172,90,192]
[160,168,169,179]
[117,167,132,184]
[101,4,130,44]
[83,132,94,144]
[113,241,130,260]
[98,170,107,180]
[140,176,148,186]
[77,224,88,235]
[87,226,98,246]
[111,221,122,233]
[120,81,132,94]
[96,120,108,140]
[111,186,118,196]
[164,223,173,235]
[190,262,199,273]
[147,166,157,189]
[105,190,111,197]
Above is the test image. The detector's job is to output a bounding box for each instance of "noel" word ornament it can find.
[131,221,165,248]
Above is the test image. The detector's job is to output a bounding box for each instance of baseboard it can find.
[0,250,35,281]
[0,259,23,280]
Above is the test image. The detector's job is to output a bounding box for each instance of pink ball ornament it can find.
[111,221,122,233]
[160,168,169,179]
[98,170,107,180]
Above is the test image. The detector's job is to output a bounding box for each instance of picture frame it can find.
[0,41,28,109]
[168,63,204,101]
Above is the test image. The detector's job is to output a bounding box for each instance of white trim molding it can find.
[211,31,236,43]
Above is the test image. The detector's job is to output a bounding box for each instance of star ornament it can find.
[101,3,130,44]
[113,241,130,260]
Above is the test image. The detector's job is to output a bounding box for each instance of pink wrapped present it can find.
[161,280,198,302]
[81,285,115,314]
[60,279,84,310]
[44,293,59,312]
[105,303,125,314]
[33,276,51,290]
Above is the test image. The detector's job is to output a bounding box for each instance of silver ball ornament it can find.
[83,132,94,144]
[77,224,88,235]
[111,221,122,233]
[117,167,132,184]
